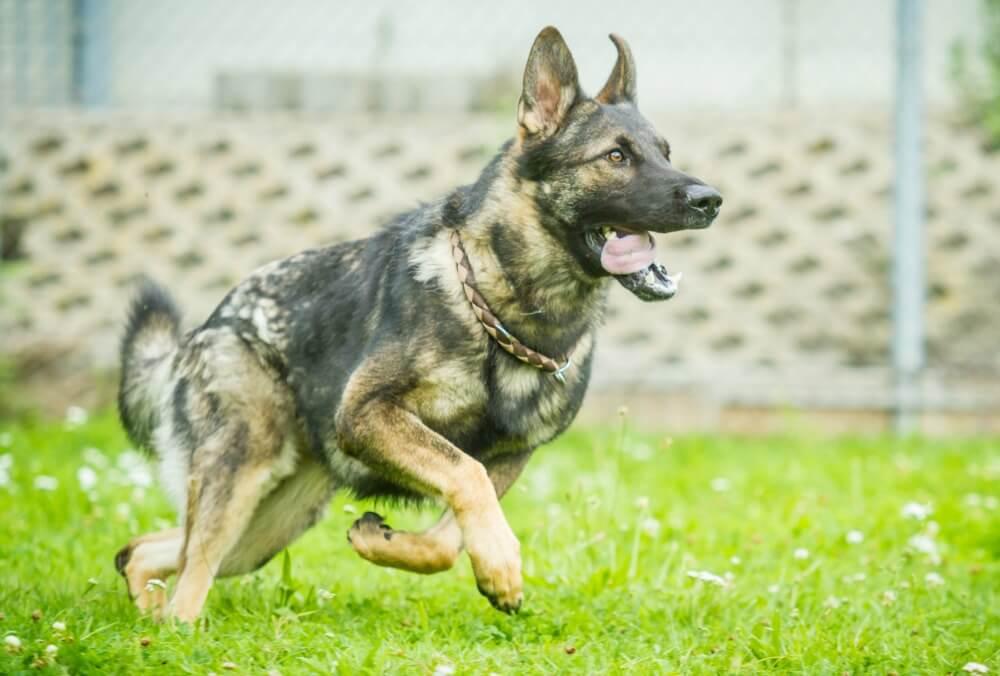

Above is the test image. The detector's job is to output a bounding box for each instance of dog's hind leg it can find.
[115,527,183,616]
[217,457,337,577]
[347,452,531,576]
[166,420,287,623]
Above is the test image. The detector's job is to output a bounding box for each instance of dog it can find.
[113,26,721,621]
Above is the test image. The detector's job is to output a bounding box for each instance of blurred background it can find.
[1,0,998,434]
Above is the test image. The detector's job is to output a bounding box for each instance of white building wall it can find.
[1,0,986,111]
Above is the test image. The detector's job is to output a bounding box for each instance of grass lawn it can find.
[1,410,998,674]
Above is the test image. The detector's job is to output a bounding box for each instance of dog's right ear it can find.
[517,26,580,138]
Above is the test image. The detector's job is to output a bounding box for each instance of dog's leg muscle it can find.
[347,452,531,575]
[167,423,284,623]
[337,398,524,612]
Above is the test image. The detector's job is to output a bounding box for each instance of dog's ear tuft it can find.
[517,26,581,137]
[595,34,637,105]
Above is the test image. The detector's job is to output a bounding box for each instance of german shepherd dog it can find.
[114,26,721,621]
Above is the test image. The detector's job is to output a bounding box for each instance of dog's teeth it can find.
[601,226,613,238]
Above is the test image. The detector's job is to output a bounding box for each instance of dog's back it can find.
[112,26,720,622]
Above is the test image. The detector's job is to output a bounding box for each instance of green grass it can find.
[1,411,998,674]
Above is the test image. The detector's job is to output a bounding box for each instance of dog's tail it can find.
[118,278,181,451]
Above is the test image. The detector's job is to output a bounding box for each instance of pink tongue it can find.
[600,233,656,275]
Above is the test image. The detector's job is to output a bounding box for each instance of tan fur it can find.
[170,462,277,622]
[336,367,524,610]
[114,26,698,621]
[121,527,183,617]
[347,452,531,575]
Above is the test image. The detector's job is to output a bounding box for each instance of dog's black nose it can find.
[685,184,723,217]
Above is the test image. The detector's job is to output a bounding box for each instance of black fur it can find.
[109,28,722,620]
[118,279,181,449]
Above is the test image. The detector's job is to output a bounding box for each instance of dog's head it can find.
[515,27,721,301]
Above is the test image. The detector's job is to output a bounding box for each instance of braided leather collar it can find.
[449,229,573,383]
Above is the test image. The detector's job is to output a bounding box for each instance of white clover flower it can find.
[730,556,742,566]
[710,477,731,493]
[634,495,650,510]
[963,663,989,674]
[843,572,866,583]
[77,466,98,491]
[116,502,132,519]
[0,453,11,488]
[82,447,109,468]
[881,590,897,605]
[342,504,357,514]
[316,587,335,605]
[34,475,59,491]
[640,517,661,537]
[767,583,780,594]
[793,548,810,560]
[627,442,653,461]
[433,665,456,676]
[686,570,728,587]
[985,496,998,511]
[52,621,66,632]
[908,534,942,565]
[925,572,945,587]
[901,502,932,520]
[45,644,58,657]
[965,493,983,508]
[117,451,152,488]
[65,405,89,427]
[4,634,21,651]
[846,530,864,544]
[823,595,843,609]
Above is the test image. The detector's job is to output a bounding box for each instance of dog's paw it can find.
[464,519,523,614]
[347,511,394,555]
[114,543,134,578]
[477,579,523,614]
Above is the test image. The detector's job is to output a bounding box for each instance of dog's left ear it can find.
[595,34,637,105]
[518,26,581,137]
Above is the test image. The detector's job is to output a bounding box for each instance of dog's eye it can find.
[606,149,627,164]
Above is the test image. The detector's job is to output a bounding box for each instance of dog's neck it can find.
[446,151,607,356]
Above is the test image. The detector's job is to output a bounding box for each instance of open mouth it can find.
[585,227,683,302]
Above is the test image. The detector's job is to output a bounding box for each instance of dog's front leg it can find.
[348,451,532,576]
[336,400,523,612]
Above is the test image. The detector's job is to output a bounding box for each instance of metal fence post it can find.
[72,0,110,107]
[892,0,925,434]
